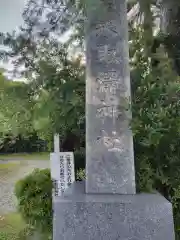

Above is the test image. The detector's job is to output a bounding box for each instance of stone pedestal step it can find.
[53,181,175,240]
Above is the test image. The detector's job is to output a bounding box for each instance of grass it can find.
[0,213,50,240]
[0,212,25,240]
[0,162,20,170]
[0,152,50,161]
[0,162,21,176]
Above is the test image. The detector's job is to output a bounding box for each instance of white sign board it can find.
[50,152,75,197]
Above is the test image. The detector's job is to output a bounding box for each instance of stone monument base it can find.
[53,181,175,240]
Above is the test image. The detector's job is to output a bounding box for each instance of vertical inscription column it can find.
[66,153,75,187]
[59,154,67,195]
[86,0,136,194]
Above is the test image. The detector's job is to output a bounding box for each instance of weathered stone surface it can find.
[86,0,135,194]
[53,181,175,240]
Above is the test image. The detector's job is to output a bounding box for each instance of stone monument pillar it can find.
[86,0,135,194]
[53,1,175,239]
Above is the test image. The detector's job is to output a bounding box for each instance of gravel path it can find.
[0,160,50,214]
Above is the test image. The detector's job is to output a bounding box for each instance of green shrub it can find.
[76,168,85,181]
[74,149,85,172]
[17,224,35,240]
[14,168,53,236]
[18,224,52,240]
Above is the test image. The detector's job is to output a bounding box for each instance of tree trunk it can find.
[159,0,180,75]
[160,0,180,36]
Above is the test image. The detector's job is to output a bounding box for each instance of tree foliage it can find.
[0,71,34,136]
[0,38,85,151]
[130,26,180,239]
[28,40,85,150]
